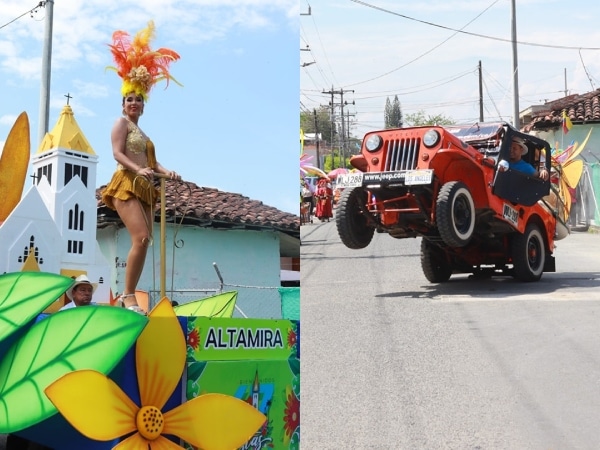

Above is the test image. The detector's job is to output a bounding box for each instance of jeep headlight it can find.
[423,129,440,148]
[365,134,383,152]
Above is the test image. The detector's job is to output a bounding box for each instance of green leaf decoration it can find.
[288,356,300,376]
[0,306,148,433]
[0,272,74,344]
[187,361,207,382]
[174,291,237,318]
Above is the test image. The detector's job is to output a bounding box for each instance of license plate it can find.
[336,172,364,188]
[502,203,518,226]
[404,170,433,185]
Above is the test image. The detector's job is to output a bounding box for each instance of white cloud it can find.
[0,115,18,126]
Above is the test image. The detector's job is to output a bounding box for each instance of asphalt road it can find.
[301,218,600,449]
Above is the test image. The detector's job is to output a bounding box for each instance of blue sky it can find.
[0,0,299,214]
[301,0,600,138]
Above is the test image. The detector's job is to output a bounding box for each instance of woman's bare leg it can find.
[113,197,154,308]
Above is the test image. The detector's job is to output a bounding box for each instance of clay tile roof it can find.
[527,89,600,131]
[96,179,299,237]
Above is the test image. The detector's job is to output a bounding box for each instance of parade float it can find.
[0,108,300,449]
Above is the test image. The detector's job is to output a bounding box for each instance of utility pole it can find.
[313,109,321,170]
[510,0,520,128]
[323,86,337,170]
[340,90,346,169]
[346,109,356,155]
[322,87,354,170]
[478,60,484,122]
[39,0,54,144]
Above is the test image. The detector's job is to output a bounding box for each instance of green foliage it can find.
[384,95,403,129]
[384,97,392,129]
[404,110,455,126]
[323,149,350,172]
[300,106,337,144]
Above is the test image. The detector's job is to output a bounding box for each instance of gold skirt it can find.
[101,169,159,210]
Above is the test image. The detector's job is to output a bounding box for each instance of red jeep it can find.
[336,122,563,282]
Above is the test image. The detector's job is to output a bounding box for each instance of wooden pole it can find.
[160,177,166,298]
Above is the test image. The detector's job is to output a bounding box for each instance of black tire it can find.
[436,181,475,248]
[511,223,545,281]
[336,187,375,249]
[420,239,452,283]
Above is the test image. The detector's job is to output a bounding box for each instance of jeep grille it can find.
[384,138,420,171]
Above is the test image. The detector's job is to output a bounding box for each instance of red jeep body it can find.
[335,122,561,282]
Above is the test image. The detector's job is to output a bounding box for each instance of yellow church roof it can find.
[36,105,96,155]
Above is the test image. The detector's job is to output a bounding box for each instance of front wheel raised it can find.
[511,223,545,281]
[336,187,375,249]
[436,181,475,248]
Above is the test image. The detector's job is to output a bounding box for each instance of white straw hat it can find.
[513,137,528,155]
[66,274,97,300]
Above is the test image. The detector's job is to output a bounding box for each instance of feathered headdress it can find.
[107,20,181,100]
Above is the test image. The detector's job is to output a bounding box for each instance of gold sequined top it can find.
[117,120,153,171]
[101,119,159,209]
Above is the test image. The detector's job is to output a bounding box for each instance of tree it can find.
[300,106,336,145]
[384,97,392,129]
[391,95,402,128]
[404,110,454,126]
[384,95,403,129]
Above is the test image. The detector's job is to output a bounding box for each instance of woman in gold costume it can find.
[102,21,181,312]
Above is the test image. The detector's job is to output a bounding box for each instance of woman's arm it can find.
[155,161,181,180]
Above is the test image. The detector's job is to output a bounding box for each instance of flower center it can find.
[136,405,164,440]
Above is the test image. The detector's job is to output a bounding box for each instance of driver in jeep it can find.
[500,137,549,180]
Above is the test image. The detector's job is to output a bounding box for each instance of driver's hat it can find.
[66,274,97,300]
[513,137,528,155]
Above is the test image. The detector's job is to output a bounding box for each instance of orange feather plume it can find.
[107,20,181,100]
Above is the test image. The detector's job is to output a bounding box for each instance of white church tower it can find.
[33,104,99,265]
[0,104,111,309]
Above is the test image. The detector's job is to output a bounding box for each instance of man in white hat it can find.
[506,137,549,180]
[59,274,97,311]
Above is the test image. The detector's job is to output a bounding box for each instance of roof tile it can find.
[527,89,600,131]
[96,179,299,235]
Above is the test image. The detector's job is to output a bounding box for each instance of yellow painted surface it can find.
[0,112,30,222]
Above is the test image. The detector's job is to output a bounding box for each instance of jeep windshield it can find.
[444,122,505,154]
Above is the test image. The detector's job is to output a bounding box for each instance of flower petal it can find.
[149,435,185,450]
[163,393,266,450]
[113,433,182,450]
[112,432,148,450]
[137,298,186,408]
[45,370,138,441]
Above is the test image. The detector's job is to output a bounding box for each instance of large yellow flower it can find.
[45,298,265,449]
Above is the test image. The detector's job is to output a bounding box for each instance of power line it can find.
[349,0,600,51]
[579,49,596,91]
[345,0,501,87]
[0,2,45,30]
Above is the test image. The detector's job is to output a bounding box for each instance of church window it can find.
[65,163,88,187]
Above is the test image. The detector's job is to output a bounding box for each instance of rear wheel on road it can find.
[420,239,453,283]
[511,223,545,281]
